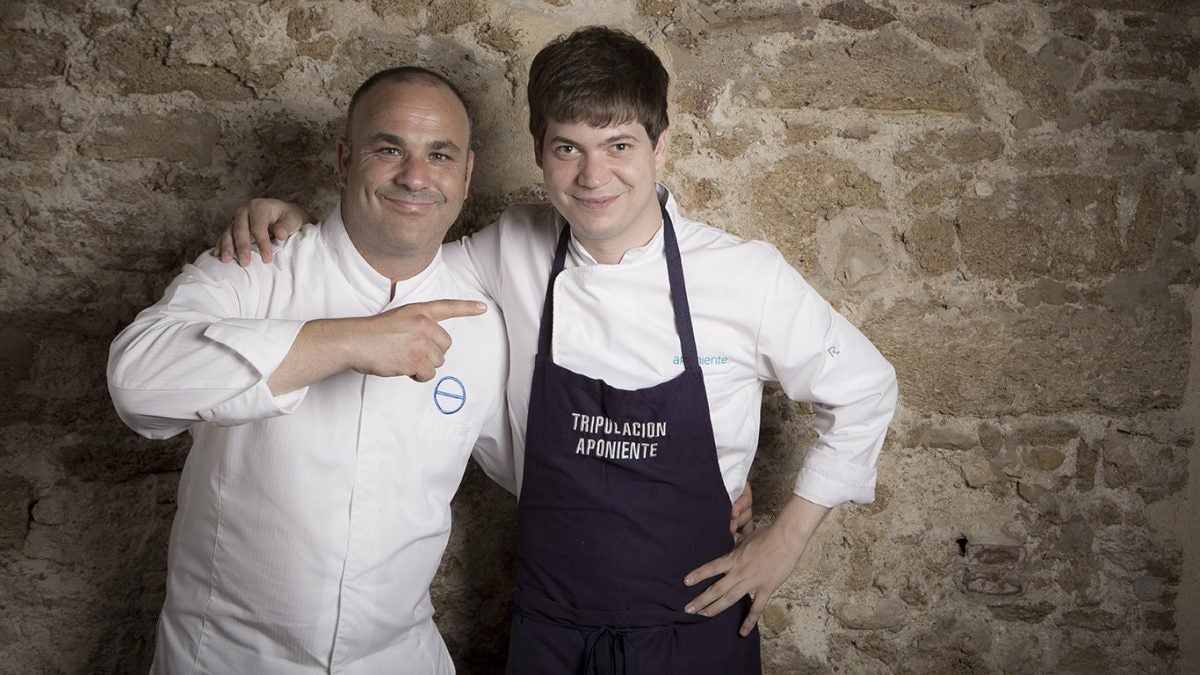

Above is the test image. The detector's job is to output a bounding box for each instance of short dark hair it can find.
[527,26,669,150]
[345,66,473,143]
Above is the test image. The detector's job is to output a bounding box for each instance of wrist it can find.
[775,495,829,550]
[307,317,362,373]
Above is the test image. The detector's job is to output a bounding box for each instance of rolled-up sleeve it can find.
[107,255,308,439]
[755,255,898,507]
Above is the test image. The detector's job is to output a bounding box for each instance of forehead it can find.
[349,80,471,143]
[544,117,651,143]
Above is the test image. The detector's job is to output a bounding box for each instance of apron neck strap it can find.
[535,205,702,371]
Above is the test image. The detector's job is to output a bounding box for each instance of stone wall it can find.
[1,0,1196,672]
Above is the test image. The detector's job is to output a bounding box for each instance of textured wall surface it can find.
[1,0,1197,673]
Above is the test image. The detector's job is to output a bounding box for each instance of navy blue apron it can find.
[506,207,761,674]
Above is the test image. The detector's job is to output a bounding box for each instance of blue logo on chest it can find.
[433,376,466,415]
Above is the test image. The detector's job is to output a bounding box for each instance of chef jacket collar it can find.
[320,202,443,309]
[563,183,679,268]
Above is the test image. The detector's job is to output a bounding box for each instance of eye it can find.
[377,146,402,157]
[613,143,630,151]
[430,152,453,162]
[555,144,577,155]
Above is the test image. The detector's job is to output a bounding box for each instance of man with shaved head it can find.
[108,67,513,673]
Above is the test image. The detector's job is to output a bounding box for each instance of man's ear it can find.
[464,149,475,195]
[336,139,351,189]
[533,138,544,170]
[653,129,670,171]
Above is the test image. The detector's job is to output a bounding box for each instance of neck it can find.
[573,207,665,265]
[578,235,652,265]
[341,219,438,285]
[367,251,438,287]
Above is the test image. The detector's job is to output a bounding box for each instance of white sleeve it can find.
[450,220,504,300]
[755,252,898,507]
[467,298,516,495]
[107,253,308,439]
[471,403,517,495]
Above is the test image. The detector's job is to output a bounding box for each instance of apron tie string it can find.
[583,625,634,675]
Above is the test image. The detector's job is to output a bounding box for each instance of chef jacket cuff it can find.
[793,446,878,508]
[198,318,309,425]
[199,381,307,426]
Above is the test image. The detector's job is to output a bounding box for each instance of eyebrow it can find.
[549,133,639,147]
[368,132,463,153]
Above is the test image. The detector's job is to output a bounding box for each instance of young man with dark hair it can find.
[219,27,896,673]
[109,67,514,673]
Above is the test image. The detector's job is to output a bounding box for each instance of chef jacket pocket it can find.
[415,412,476,461]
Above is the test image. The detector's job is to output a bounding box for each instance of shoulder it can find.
[496,202,561,245]
[437,254,493,304]
[675,214,791,275]
[185,222,322,280]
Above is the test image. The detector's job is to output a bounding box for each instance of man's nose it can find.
[576,154,610,188]
[394,157,431,190]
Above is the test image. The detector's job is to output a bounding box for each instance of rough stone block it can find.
[1035,37,1091,93]
[830,595,908,631]
[287,6,333,43]
[1134,575,1165,602]
[1057,608,1123,631]
[93,26,252,100]
[1074,440,1099,491]
[906,178,963,211]
[956,452,1007,488]
[1023,446,1066,471]
[986,40,1069,119]
[750,152,883,265]
[0,98,63,133]
[1,132,62,161]
[977,422,1006,455]
[427,0,485,35]
[1050,6,1097,42]
[904,215,958,276]
[1009,419,1080,446]
[1106,30,1200,83]
[760,603,792,634]
[1016,482,1061,521]
[964,568,1024,595]
[0,30,66,88]
[957,175,1139,281]
[1101,430,1188,502]
[1144,610,1175,632]
[1013,144,1081,170]
[79,113,219,166]
[987,601,1055,623]
[369,0,424,16]
[0,476,34,549]
[1011,109,1041,130]
[916,424,976,451]
[637,0,676,18]
[910,15,975,51]
[1087,89,1200,132]
[0,327,36,385]
[818,0,895,31]
[752,29,980,114]
[895,129,1005,172]
[966,544,1024,567]
[870,301,1189,416]
[1016,278,1081,307]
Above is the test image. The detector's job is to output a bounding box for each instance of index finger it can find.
[412,299,488,322]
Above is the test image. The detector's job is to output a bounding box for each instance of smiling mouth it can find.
[382,196,439,212]
[573,194,620,210]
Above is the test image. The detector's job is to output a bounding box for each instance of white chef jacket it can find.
[446,184,897,508]
[108,206,513,675]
